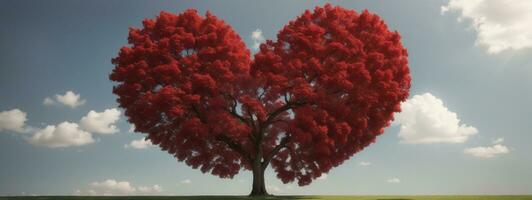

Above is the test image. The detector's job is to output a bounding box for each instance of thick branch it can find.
[283,93,290,103]
[216,134,252,163]
[191,104,207,123]
[265,101,305,125]
[261,135,290,169]
[257,88,266,100]
[191,103,252,163]
[252,100,304,169]
[227,94,250,125]
[247,111,258,135]
[224,94,257,143]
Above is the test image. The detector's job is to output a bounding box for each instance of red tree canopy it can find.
[110,4,410,187]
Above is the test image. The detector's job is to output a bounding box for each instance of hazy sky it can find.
[1,0,532,196]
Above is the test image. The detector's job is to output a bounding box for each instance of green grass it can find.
[2,196,532,200]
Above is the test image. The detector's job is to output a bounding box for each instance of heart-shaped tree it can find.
[110,4,410,196]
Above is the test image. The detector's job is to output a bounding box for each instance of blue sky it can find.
[1,0,532,196]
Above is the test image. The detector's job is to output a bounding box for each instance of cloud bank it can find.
[44,91,86,108]
[464,144,510,158]
[0,109,30,133]
[442,0,532,54]
[125,138,153,149]
[77,179,163,196]
[394,93,478,144]
[29,122,94,148]
[386,177,401,183]
[29,108,120,148]
[251,29,265,50]
[80,108,121,134]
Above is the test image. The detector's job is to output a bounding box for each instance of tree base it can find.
[249,191,272,197]
[250,160,269,197]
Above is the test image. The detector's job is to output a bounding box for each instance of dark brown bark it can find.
[248,101,303,196]
[249,119,269,196]
[249,158,268,196]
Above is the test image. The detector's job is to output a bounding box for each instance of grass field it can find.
[1,196,532,200]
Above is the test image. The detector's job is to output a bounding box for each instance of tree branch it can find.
[191,104,207,123]
[261,135,290,169]
[191,103,252,163]
[257,88,266,100]
[265,101,305,125]
[216,134,252,163]
[256,100,305,169]
[283,93,290,103]
[227,94,249,125]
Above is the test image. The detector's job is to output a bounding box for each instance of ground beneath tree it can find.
[1,196,532,200]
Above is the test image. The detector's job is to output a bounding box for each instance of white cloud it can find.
[0,109,30,133]
[359,161,371,167]
[394,93,478,144]
[464,144,509,158]
[492,137,504,144]
[90,179,136,194]
[317,173,328,180]
[80,108,121,134]
[442,0,532,54]
[180,179,191,184]
[386,177,401,183]
[43,97,55,106]
[29,121,94,148]
[251,29,265,50]
[27,108,120,148]
[128,124,136,133]
[78,179,162,196]
[137,185,163,194]
[124,138,153,149]
[45,91,86,108]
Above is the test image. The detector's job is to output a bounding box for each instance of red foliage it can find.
[110,4,410,187]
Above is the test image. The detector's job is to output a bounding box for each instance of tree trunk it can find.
[249,159,268,196]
